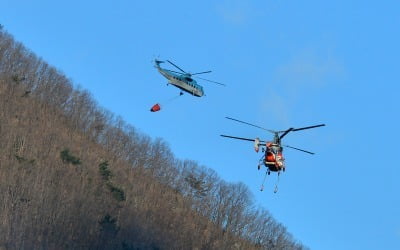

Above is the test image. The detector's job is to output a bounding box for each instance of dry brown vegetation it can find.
[0,27,306,249]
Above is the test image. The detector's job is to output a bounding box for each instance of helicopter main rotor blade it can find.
[167,60,187,74]
[195,76,226,86]
[282,145,315,155]
[225,117,275,133]
[279,128,294,140]
[292,124,326,132]
[220,134,266,143]
[191,71,212,75]
[164,69,186,75]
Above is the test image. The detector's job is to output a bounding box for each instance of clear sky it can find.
[2,1,400,249]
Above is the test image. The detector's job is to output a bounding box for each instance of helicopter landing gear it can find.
[260,171,268,191]
[274,172,281,194]
[258,155,265,171]
[260,170,280,193]
[179,91,183,96]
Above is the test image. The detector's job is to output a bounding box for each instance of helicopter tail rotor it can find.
[154,59,165,67]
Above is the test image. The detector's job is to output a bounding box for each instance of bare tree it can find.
[0,27,307,250]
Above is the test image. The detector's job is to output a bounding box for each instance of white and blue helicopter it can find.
[154,59,224,97]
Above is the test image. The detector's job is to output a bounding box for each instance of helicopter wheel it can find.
[257,164,261,170]
[267,171,270,175]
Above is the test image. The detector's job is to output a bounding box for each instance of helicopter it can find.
[154,59,225,97]
[220,117,325,192]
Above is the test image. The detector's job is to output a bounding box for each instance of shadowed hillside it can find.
[0,27,306,249]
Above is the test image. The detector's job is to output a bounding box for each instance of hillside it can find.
[0,28,306,249]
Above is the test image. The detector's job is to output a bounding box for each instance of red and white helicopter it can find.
[221,117,325,192]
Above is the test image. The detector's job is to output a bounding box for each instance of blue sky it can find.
[2,1,400,249]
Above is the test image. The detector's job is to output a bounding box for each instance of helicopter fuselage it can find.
[263,143,285,172]
[156,64,204,97]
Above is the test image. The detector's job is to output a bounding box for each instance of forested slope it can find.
[0,27,306,249]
